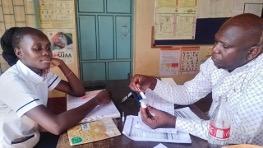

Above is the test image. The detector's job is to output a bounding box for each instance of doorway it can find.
[76,0,133,84]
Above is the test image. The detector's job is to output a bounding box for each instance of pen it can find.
[139,91,146,99]
[136,77,146,99]
[131,91,147,108]
[122,112,125,122]
[135,80,146,99]
[131,91,142,101]
[121,92,132,103]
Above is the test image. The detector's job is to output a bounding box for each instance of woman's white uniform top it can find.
[0,60,61,148]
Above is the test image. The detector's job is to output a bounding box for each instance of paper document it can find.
[144,89,199,121]
[139,90,177,132]
[144,90,175,115]
[67,90,120,123]
[174,107,200,120]
[137,113,177,133]
[154,143,167,148]
[122,88,199,144]
[122,115,191,143]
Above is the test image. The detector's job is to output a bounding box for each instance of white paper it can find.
[123,88,200,144]
[160,49,181,76]
[134,107,200,136]
[139,90,177,133]
[174,107,200,120]
[67,90,120,123]
[144,89,200,120]
[144,90,175,115]
[122,115,191,143]
[138,113,177,134]
[244,3,263,17]
[154,143,168,148]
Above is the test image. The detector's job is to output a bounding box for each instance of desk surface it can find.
[48,80,209,148]
[56,108,208,148]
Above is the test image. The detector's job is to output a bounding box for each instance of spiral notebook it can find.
[67,90,120,123]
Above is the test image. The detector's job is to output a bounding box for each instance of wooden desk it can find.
[50,82,208,148]
[54,102,208,148]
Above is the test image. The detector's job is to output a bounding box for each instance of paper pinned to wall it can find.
[197,0,263,18]
[160,48,181,76]
[45,31,74,64]
[244,3,263,17]
[180,46,200,73]
[39,0,74,28]
[154,0,197,40]
[160,46,212,76]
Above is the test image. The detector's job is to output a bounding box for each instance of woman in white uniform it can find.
[0,27,111,148]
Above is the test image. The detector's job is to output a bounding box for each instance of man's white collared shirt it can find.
[153,54,263,145]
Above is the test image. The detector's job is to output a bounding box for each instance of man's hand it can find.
[129,74,157,92]
[94,90,111,105]
[140,106,176,129]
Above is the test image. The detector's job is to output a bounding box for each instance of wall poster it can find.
[46,31,73,64]
[160,48,181,76]
[154,0,197,40]
[39,0,74,28]
[160,46,202,76]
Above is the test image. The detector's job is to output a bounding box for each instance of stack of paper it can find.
[67,118,121,146]
[67,90,120,123]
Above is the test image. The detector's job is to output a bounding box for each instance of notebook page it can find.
[67,90,120,123]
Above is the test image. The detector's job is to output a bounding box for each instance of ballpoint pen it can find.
[121,91,145,103]
[136,77,147,99]
[121,92,132,103]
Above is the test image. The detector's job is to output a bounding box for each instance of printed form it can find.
[122,90,200,143]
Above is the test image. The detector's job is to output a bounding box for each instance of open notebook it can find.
[67,90,120,123]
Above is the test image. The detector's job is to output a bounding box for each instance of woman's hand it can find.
[140,106,176,129]
[52,57,85,97]
[129,74,157,92]
[50,58,64,67]
[94,90,111,105]
[42,58,63,76]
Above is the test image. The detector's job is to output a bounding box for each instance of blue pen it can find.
[131,91,142,101]
[131,91,148,109]
[121,91,142,103]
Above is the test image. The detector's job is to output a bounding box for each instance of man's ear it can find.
[247,46,261,61]
[14,48,23,58]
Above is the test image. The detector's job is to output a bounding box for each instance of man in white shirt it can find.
[129,13,263,145]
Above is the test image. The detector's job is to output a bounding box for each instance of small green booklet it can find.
[67,118,121,146]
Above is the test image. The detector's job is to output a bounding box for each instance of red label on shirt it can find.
[209,123,230,139]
